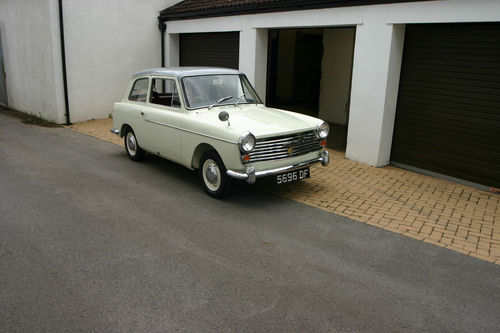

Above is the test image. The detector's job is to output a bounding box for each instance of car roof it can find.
[132,67,243,79]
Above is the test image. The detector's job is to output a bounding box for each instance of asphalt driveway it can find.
[1,112,499,332]
[68,117,500,264]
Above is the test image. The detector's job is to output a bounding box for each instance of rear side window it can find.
[128,78,149,102]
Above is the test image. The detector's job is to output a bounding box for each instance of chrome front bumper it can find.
[226,150,330,184]
[110,128,120,135]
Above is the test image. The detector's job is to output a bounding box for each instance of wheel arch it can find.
[120,123,133,138]
[191,143,218,170]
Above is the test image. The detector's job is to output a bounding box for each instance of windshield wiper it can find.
[234,94,245,106]
[208,96,232,110]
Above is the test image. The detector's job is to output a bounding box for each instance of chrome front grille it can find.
[245,130,322,163]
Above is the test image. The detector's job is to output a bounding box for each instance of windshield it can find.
[181,74,262,109]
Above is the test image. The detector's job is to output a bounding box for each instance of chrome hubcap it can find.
[205,163,218,184]
[126,132,137,155]
[202,159,221,191]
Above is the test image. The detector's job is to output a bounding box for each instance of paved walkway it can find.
[68,118,122,146]
[69,118,500,265]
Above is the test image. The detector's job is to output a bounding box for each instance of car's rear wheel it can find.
[199,151,229,198]
[124,129,145,161]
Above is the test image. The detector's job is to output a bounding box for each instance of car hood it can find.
[195,105,319,138]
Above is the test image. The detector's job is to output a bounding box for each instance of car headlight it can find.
[238,132,256,153]
[316,121,329,139]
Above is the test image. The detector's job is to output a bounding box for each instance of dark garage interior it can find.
[266,27,355,151]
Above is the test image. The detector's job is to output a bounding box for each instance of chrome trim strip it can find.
[226,170,249,180]
[227,151,329,184]
[256,130,315,144]
[321,150,330,166]
[144,119,237,144]
[251,145,321,156]
[110,128,119,135]
[247,151,322,163]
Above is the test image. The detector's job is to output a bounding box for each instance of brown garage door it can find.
[391,23,500,189]
[179,32,239,69]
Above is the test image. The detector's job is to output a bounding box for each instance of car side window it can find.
[150,78,181,108]
[128,78,149,102]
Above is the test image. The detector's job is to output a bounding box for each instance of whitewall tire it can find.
[199,151,229,198]
[124,129,145,161]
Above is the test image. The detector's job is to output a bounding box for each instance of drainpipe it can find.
[58,0,71,125]
[158,20,166,68]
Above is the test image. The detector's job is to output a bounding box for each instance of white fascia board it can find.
[166,6,363,34]
[166,17,243,34]
[246,6,363,28]
[166,0,500,34]
[387,0,500,24]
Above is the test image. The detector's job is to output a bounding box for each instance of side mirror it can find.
[218,111,230,126]
[218,111,229,122]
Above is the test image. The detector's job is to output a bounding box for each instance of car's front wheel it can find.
[124,128,145,161]
[199,151,229,198]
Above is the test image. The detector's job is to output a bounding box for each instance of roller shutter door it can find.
[179,32,239,69]
[391,23,500,188]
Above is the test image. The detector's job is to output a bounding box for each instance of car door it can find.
[124,77,153,151]
[142,77,184,163]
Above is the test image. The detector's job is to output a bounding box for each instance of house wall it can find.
[63,0,176,123]
[164,0,500,167]
[318,28,355,126]
[0,0,177,124]
[0,0,66,123]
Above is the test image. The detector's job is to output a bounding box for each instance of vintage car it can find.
[111,67,330,197]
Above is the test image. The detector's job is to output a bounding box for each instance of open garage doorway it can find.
[266,27,355,151]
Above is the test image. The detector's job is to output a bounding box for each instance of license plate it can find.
[276,167,310,184]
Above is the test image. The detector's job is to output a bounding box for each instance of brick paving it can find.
[69,118,500,265]
[270,153,500,265]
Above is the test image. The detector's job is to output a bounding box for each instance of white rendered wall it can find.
[239,28,268,102]
[318,28,355,126]
[346,18,405,166]
[164,0,500,167]
[165,33,179,67]
[62,0,176,123]
[0,0,66,123]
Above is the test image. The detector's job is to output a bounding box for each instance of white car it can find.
[111,67,330,197]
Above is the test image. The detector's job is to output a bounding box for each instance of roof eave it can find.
[158,0,431,22]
